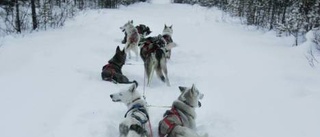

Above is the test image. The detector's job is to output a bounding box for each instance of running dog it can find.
[139,24,176,86]
[120,20,141,60]
[122,24,152,44]
[158,84,208,137]
[101,46,137,84]
[110,83,152,137]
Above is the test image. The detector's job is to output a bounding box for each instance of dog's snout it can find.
[110,95,113,98]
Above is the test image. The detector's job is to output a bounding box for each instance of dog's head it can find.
[109,46,126,66]
[162,24,173,36]
[110,83,140,105]
[136,24,152,37]
[178,84,204,108]
[120,20,134,32]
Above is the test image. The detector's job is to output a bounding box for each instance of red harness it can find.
[142,41,159,57]
[159,107,183,137]
[102,64,116,80]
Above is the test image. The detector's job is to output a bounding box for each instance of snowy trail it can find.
[1,2,320,137]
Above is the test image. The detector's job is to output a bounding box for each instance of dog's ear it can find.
[131,20,133,24]
[116,46,121,53]
[128,83,137,93]
[164,24,167,29]
[179,86,187,93]
[190,84,197,95]
[191,84,196,91]
[169,25,173,29]
[121,47,126,54]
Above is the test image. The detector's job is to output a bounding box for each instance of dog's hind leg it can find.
[155,50,170,86]
[125,44,132,59]
[162,59,170,86]
[145,54,156,86]
[133,45,139,61]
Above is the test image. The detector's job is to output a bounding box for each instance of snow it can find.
[1,2,320,137]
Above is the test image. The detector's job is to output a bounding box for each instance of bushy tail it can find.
[118,80,138,87]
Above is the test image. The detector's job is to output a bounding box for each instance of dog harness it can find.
[124,102,150,136]
[162,35,173,44]
[141,40,160,57]
[158,107,183,137]
[102,64,115,81]
[141,35,167,58]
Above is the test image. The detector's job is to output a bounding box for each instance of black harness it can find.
[124,103,150,135]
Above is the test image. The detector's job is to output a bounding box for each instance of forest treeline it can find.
[174,0,320,45]
[1,0,319,46]
[0,0,145,36]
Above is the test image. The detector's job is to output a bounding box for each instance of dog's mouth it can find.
[112,99,121,102]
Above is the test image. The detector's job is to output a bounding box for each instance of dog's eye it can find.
[119,93,123,96]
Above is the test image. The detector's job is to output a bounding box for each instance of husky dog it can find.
[122,24,152,44]
[101,46,137,84]
[139,24,177,86]
[158,84,208,137]
[120,20,141,60]
[140,34,171,86]
[110,83,151,137]
[161,24,177,59]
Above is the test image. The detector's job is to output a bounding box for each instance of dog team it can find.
[102,20,208,137]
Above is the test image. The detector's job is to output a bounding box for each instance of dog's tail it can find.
[118,80,139,87]
[166,42,177,50]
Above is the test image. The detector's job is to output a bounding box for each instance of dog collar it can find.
[183,100,195,108]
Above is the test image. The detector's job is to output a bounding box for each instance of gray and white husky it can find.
[110,83,152,137]
[158,84,208,137]
[139,24,177,86]
[120,20,140,60]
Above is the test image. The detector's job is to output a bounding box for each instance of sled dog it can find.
[110,83,152,137]
[101,46,137,84]
[139,24,177,86]
[122,24,152,44]
[161,24,177,59]
[158,84,208,137]
[120,20,141,60]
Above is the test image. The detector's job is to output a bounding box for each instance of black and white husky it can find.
[110,83,152,137]
[158,84,208,137]
[120,20,141,60]
[139,25,176,86]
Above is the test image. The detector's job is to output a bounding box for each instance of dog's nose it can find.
[110,95,113,98]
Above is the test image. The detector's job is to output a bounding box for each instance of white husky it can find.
[110,83,152,137]
[120,20,140,60]
[161,24,177,59]
[158,84,208,137]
